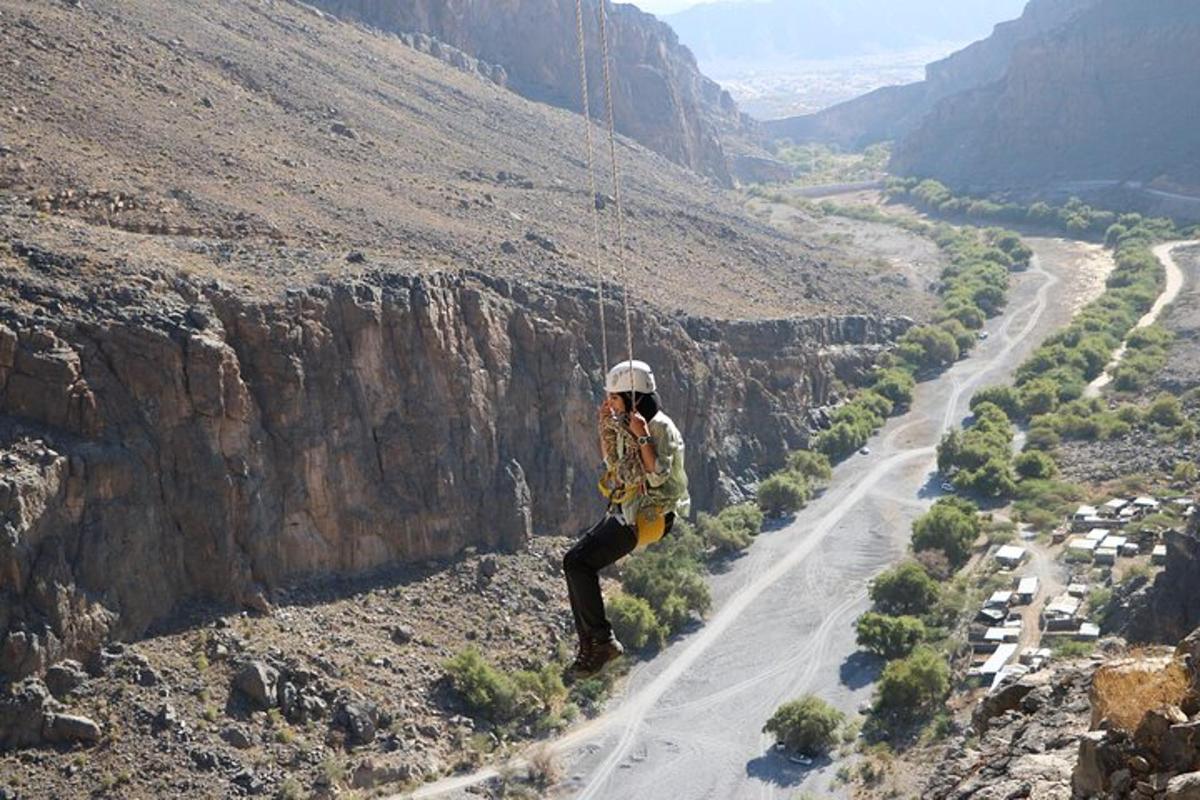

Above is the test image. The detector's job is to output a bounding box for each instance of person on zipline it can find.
[563,360,690,678]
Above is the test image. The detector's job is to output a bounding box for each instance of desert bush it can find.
[763,695,845,756]
[855,613,926,659]
[756,473,809,518]
[869,562,940,615]
[608,593,667,650]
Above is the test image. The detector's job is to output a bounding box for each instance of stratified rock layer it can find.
[0,259,908,679]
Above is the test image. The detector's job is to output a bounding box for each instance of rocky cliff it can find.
[892,0,1200,191]
[306,0,748,185]
[0,223,909,679]
[762,0,1096,149]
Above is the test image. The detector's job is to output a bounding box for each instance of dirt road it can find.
[1086,240,1196,397]
[400,237,1111,800]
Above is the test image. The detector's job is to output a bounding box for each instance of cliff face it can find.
[308,0,745,185]
[762,0,1098,149]
[892,0,1200,191]
[0,256,908,679]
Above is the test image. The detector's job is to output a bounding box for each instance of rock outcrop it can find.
[0,261,908,680]
[764,0,1097,149]
[1114,528,1200,645]
[305,0,749,185]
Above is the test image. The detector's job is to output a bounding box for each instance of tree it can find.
[900,325,960,370]
[954,456,1018,498]
[855,613,926,659]
[876,647,950,712]
[1014,451,1057,480]
[911,497,981,566]
[763,695,845,757]
[756,473,808,518]
[869,562,940,615]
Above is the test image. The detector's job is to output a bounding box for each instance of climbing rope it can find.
[573,0,610,372]
[594,0,638,407]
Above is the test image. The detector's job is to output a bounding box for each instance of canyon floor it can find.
[407,230,1116,800]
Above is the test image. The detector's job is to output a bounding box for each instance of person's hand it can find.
[628,412,648,437]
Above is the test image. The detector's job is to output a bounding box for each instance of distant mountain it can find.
[763,0,1097,148]
[892,0,1200,191]
[663,0,1027,66]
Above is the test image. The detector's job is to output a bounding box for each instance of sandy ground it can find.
[394,231,1115,800]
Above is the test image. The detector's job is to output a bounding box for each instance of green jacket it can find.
[615,411,690,523]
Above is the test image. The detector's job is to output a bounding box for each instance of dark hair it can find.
[618,391,660,420]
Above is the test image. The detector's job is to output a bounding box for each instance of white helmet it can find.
[605,360,656,394]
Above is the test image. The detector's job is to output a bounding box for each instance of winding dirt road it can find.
[1085,240,1197,397]
[399,237,1112,800]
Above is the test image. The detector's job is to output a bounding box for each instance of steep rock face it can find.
[0,268,908,679]
[1115,529,1200,645]
[892,0,1200,190]
[763,0,1098,149]
[307,0,745,185]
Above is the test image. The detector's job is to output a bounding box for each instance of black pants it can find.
[562,512,673,643]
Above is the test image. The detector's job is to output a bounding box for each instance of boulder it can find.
[1167,772,1200,800]
[42,713,101,744]
[336,700,379,746]
[1135,704,1189,756]
[1163,720,1200,773]
[974,676,1039,732]
[233,661,279,710]
[43,660,88,698]
[0,679,59,749]
[220,725,254,750]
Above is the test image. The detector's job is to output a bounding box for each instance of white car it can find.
[941,482,957,492]
[859,446,871,455]
[788,754,814,766]
[978,331,990,340]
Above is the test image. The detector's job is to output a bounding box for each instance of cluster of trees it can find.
[937,401,1018,497]
[1112,324,1174,392]
[886,178,1126,238]
[813,390,894,461]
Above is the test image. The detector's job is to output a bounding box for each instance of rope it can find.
[595,0,638,410]
[573,0,610,372]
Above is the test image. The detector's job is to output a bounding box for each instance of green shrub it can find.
[785,450,833,483]
[756,473,809,517]
[444,648,517,721]
[871,368,916,407]
[622,526,712,634]
[971,386,1023,420]
[1147,393,1185,427]
[875,647,950,713]
[1014,451,1057,479]
[763,695,845,756]
[716,502,765,537]
[696,512,753,554]
[607,594,667,650]
[911,497,981,567]
[855,613,926,659]
[869,562,940,615]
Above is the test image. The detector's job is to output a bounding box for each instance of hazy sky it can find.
[634,0,726,15]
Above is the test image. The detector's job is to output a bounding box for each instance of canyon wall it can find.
[306,0,747,185]
[0,267,908,679]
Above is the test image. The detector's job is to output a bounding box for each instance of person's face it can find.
[605,393,628,414]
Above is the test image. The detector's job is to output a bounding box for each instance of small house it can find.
[980,643,1020,684]
[1102,498,1130,517]
[1094,547,1117,565]
[1153,544,1168,565]
[1077,622,1101,640]
[995,545,1027,567]
[1120,542,1140,558]
[1067,583,1089,598]
[1015,577,1039,604]
[1073,504,1098,521]
[1068,538,1100,557]
[986,590,1015,608]
[1086,528,1111,542]
[1132,496,1160,512]
[976,607,1006,625]
[1100,535,1128,552]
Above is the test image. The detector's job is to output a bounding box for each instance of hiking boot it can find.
[586,637,624,673]
[565,637,595,683]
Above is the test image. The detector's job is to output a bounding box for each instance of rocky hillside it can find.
[762,0,1097,149]
[891,0,1200,191]
[0,0,930,682]
[306,0,751,185]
